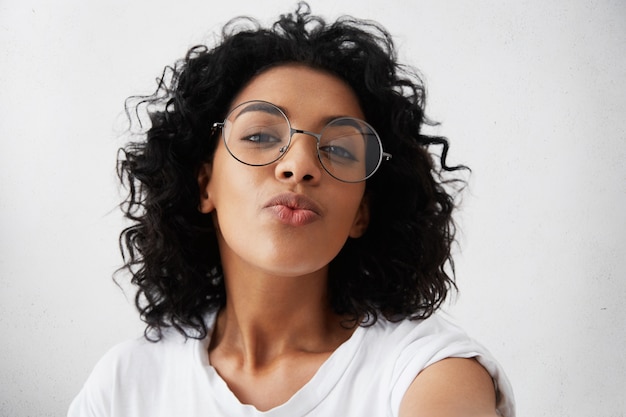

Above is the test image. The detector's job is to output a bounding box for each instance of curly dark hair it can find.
[118,2,466,341]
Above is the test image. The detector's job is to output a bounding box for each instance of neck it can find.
[210,266,350,370]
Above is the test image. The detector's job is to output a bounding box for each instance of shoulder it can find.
[361,313,475,361]
[95,330,194,373]
[68,330,207,417]
[355,313,483,389]
[360,314,515,417]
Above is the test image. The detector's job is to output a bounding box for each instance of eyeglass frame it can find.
[211,100,392,183]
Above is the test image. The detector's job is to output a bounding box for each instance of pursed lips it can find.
[263,192,323,225]
[264,192,322,214]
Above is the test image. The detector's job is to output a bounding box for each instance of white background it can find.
[1,1,625,416]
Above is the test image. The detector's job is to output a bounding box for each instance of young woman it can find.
[69,4,515,416]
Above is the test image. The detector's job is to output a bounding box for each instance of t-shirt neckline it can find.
[195,312,367,416]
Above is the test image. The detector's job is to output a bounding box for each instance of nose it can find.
[274,132,322,184]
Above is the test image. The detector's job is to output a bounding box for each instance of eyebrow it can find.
[234,101,285,118]
[285,111,368,129]
[326,117,364,128]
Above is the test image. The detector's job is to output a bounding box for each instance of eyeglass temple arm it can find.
[382,152,392,161]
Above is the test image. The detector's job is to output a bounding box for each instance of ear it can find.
[197,162,215,213]
[349,194,370,238]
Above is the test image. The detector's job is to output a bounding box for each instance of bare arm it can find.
[399,358,499,417]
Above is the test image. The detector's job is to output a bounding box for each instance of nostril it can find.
[283,171,293,178]
[302,174,313,181]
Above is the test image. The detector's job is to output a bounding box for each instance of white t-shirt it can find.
[68,313,515,417]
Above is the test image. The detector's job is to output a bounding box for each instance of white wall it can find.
[1,1,624,415]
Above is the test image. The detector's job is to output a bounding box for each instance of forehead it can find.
[229,64,365,120]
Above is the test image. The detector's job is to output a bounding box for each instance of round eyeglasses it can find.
[212,100,392,183]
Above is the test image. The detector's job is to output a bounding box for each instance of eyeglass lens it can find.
[221,101,384,182]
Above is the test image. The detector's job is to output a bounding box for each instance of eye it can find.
[319,145,357,161]
[242,132,282,144]
[235,125,286,148]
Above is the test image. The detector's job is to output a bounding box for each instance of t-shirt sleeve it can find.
[389,315,516,417]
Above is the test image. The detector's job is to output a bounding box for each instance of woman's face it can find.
[198,64,369,278]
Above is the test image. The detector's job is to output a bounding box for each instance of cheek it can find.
[329,187,367,233]
[208,146,261,205]
[208,156,273,245]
